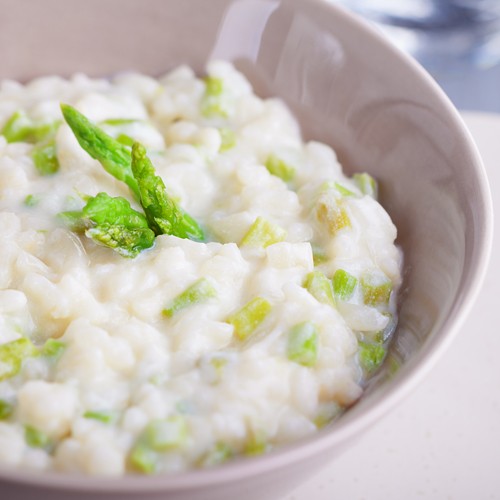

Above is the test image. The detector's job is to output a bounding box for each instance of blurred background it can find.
[332,0,500,113]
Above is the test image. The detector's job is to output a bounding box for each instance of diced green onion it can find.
[360,271,392,306]
[353,172,378,199]
[332,269,358,301]
[311,244,328,266]
[226,297,272,341]
[303,271,335,307]
[358,341,386,373]
[41,338,66,360]
[0,399,14,420]
[25,425,51,449]
[0,338,39,382]
[219,128,236,152]
[83,410,116,424]
[199,442,233,467]
[287,321,319,367]
[265,154,296,182]
[162,278,217,318]
[129,443,157,474]
[240,216,287,248]
[144,416,189,451]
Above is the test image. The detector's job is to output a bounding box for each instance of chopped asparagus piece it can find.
[1,110,33,142]
[219,127,236,152]
[116,133,135,147]
[1,110,59,144]
[0,399,14,420]
[131,142,205,241]
[244,430,269,456]
[287,321,319,367]
[60,104,140,199]
[353,172,378,199]
[162,278,217,318]
[83,410,116,424]
[361,271,392,306]
[227,297,272,341]
[334,182,356,197]
[32,138,60,175]
[312,244,328,266]
[100,118,139,126]
[199,442,233,467]
[303,271,335,307]
[60,192,156,258]
[316,194,351,235]
[201,76,231,118]
[0,338,39,382]
[144,416,189,451]
[240,217,287,248]
[24,194,41,207]
[265,154,296,182]
[358,341,386,373]
[129,443,157,474]
[42,339,66,360]
[25,425,51,449]
[332,269,358,301]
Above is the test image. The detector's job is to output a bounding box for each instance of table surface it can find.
[280,111,500,500]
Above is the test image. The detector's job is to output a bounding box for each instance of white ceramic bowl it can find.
[0,0,492,499]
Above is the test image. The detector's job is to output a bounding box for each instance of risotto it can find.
[0,61,402,475]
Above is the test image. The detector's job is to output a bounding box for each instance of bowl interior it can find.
[0,0,492,494]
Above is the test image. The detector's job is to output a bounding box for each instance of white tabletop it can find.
[282,112,500,500]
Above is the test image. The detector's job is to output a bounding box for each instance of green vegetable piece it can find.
[83,410,116,424]
[226,297,272,341]
[240,216,287,248]
[60,192,156,258]
[199,442,233,468]
[25,425,51,449]
[60,104,140,199]
[0,338,39,382]
[144,416,189,452]
[358,341,386,373]
[353,172,378,199]
[24,194,41,207]
[219,127,236,152]
[303,271,335,307]
[316,196,351,235]
[334,182,356,197]
[287,321,319,367]
[129,443,157,475]
[86,224,156,258]
[360,271,392,306]
[0,399,14,420]
[116,133,135,147]
[201,76,230,118]
[32,138,59,175]
[333,269,358,301]
[265,154,296,182]
[42,338,66,360]
[131,142,205,241]
[1,111,59,144]
[162,278,217,318]
[101,118,139,126]
[311,244,328,266]
[1,110,33,143]
[244,430,269,456]
[313,402,341,429]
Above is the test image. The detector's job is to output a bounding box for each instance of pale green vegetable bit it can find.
[240,217,287,248]
[360,271,392,306]
[162,278,217,318]
[226,297,272,341]
[287,321,319,367]
[303,271,335,307]
[0,338,39,382]
[265,154,296,182]
[332,269,358,301]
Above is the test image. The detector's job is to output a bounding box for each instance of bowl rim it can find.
[0,0,493,491]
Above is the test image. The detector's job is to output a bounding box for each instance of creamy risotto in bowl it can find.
[0,61,402,476]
